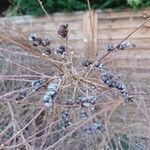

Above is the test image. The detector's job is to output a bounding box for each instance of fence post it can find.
[83,10,97,59]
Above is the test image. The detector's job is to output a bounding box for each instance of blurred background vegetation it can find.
[0,0,150,16]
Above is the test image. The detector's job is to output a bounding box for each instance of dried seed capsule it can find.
[115,80,126,90]
[106,43,114,52]
[43,94,53,107]
[31,80,42,91]
[15,90,27,101]
[59,110,71,129]
[83,123,101,134]
[28,33,37,41]
[120,90,133,102]
[117,42,130,50]
[82,59,93,67]
[95,62,103,70]
[47,83,58,91]
[28,34,41,46]
[42,47,51,56]
[80,111,88,119]
[55,45,65,55]
[41,38,51,47]
[43,82,58,107]
[90,123,101,130]
[82,102,90,107]
[86,96,96,105]
[101,71,115,88]
[76,96,96,108]
[57,24,68,38]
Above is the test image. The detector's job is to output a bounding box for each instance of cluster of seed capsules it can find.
[76,95,96,108]
[15,79,47,101]
[57,95,101,133]
[58,106,101,134]
[106,41,136,52]
[43,81,58,107]
[95,62,133,102]
[28,23,68,57]
[82,59,132,102]
[79,110,102,134]
[59,110,72,129]
[18,23,134,135]
[82,123,102,134]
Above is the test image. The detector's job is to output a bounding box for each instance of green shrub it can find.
[6,0,150,16]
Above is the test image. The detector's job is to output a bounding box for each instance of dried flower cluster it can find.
[15,90,27,101]
[11,21,140,149]
[29,30,67,57]
[28,34,51,47]
[106,42,136,52]
[57,24,68,38]
[31,79,47,92]
[82,123,102,134]
[95,63,133,102]
[59,110,72,129]
[117,42,135,50]
[54,45,66,56]
[76,95,96,107]
[43,80,59,107]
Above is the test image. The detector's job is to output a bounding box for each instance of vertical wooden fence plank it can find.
[83,10,97,59]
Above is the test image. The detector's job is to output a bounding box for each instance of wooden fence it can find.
[0,9,150,72]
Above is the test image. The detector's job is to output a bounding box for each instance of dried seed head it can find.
[95,62,103,70]
[59,110,71,129]
[101,71,115,88]
[28,34,51,47]
[15,90,27,101]
[57,24,68,38]
[31,79,47,92]
[120,90,133,102]
[115,80,126,90]
[80,111,88,119]
[43,81,59,107]
[55,45,65,55]
[76,96,96,107]
[82,123,102,134]
[106,43,114,52]
[43,47,51,56]
[28,34,42,46]
[117,42,130,50]
[41,38,51,46]
[82,59,93,67]
[28,33,37,41]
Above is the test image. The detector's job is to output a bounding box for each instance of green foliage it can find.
[127,0,141,9]
[6,0,150,16]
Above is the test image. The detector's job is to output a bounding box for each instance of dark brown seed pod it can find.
[15,90,27,101]
[28,34,42,46]
[57,24,68,38]
[43,47,51,56]
[41,38,51,47]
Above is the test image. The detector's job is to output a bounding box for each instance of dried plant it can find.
[0,2,150,150]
